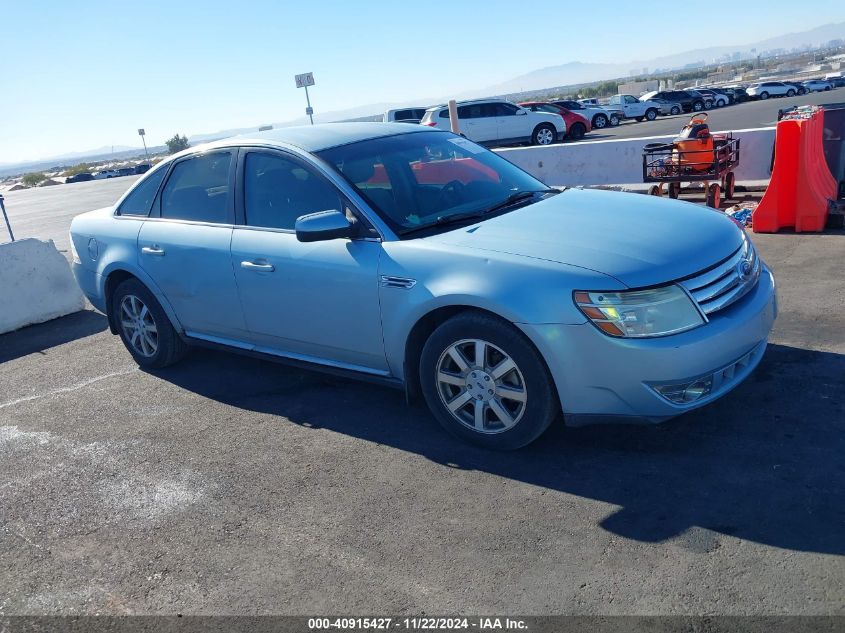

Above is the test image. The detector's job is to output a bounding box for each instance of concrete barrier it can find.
[0,238,85,335]
[495,127,775,187]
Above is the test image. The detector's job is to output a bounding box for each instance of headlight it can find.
[574,285,705,338]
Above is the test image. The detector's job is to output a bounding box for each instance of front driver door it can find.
[230,149,387,373]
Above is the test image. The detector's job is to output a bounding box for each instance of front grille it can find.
[679,237,760,316]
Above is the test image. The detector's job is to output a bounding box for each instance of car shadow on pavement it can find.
[149,342,844,555]
[0,309,108,363]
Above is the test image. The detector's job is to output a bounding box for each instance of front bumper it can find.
[519,266,777,426]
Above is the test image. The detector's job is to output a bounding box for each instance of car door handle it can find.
[240,261,275,272]
[141,246,165,256]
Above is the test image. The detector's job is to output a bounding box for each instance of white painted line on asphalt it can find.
[0,367,136,410]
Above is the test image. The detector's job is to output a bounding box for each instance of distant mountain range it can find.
[3,20,843,177]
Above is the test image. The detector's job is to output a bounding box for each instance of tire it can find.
[825,86,831,91]
[609,114,621,126]
[786,89,795,97]
[569,122,586,140]
[532,124,556,146]
[760,92,769,100]
[112,278,187,369]
[648,184,662,196]
[670,105,681,116]
[798,88,806,95]
[704,100,713,110]
[723,171,736,199]
[668,181,681,199]
[419,312,558,450]
[692,101,704,112]
[645,108,658,121]
[592,114,608,129]
[706,183,721,209]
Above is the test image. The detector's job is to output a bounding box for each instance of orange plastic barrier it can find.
[753,108,837,233]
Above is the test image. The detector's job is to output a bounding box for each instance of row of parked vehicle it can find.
[381,75,844,149]
[65,163,151,183]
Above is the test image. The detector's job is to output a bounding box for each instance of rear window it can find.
[117,167,167,216]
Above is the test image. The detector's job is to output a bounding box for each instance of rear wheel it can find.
[592,114,608,129]
[568,122,586,140]
[112,278,187,369]
[787,89,796,97]
[670,105,681,115]
[532,124,556,146]
[645,108,658,121]
[419,312,558,450]
[609,114,621,126]
[706,183,721,209]
[693,101,704,112]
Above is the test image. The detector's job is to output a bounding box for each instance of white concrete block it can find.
[0,238,85,334]
[495,127,775,187]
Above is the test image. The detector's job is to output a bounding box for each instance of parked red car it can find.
[518,102,591,140]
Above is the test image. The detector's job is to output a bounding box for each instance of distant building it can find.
[617,80,658,95]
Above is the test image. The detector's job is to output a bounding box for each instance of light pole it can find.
[138,129,150,164]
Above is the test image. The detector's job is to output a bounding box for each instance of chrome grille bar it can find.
[679,237,760,316]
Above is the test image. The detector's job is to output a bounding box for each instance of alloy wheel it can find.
[535,127,554,145]
[119,294,159,357]
[435,338,527,434]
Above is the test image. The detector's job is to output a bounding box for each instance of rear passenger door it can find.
[137,149,247,339]
[457,104,497,143]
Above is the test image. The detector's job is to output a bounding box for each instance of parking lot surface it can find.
[586,89,842,140]
[1,224,843,614]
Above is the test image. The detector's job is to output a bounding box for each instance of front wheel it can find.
[693,101,704,112]
[787,89,795,97]
[609,114,621,126]
[112,278,187,369]
[706,183,721,209]
[760,92,769,100]
[670,105,681,115]
[592,114,608,129]
[645,108,658,121]
[419,312,558,450]
[532,124,556,146]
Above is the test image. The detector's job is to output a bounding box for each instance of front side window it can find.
[495,103,519,116]
[160,152,232,223]
[318,131,552,236]
[117,167,167,216]
[243,152,341,230]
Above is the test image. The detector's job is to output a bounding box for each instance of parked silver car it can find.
[70,124,777,449]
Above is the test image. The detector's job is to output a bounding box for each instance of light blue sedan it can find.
[70,123,777,449]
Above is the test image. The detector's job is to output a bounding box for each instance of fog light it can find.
[653,376,713,404]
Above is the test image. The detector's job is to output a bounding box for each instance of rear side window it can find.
[243,152,341,230]
[438,109,450,119]
[494,102,518,116]
[117,167,167,216]
[160,152,232,223]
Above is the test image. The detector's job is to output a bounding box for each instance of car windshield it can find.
[317,131,553,236]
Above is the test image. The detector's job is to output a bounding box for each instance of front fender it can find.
[378,241,622,379]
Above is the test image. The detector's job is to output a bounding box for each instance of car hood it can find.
[424,188,743,288]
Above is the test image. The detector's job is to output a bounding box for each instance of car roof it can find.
[228,122,434,152]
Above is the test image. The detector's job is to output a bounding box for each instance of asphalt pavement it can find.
[0,209,843,613]
[584,88,844,141]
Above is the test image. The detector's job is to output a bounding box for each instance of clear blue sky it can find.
[1,0,843,164]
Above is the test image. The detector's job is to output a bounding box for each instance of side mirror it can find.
[515,109,527,116]
[295,210,355,243]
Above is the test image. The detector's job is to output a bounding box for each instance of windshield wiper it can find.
[399,190,555,236]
